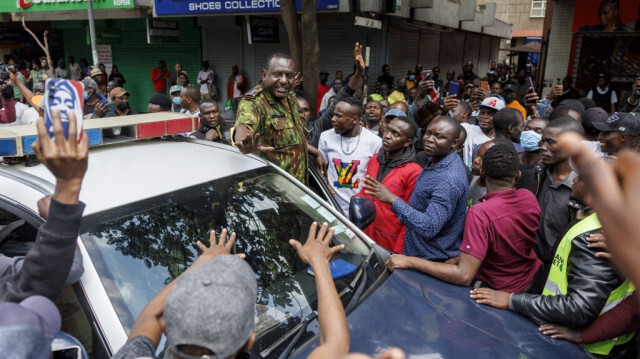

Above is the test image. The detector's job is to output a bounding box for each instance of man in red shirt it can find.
[386,143,542,293]
[151,60,171,95]
[317,70,330,114]
[360,110,422,253]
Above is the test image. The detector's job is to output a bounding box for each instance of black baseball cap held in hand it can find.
[592,112,640,136]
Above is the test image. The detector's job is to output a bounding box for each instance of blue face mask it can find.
[83,91,89,100]
[172,97,181,105]
[409,75,415,81]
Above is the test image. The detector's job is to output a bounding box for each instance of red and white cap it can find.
[478,96,505,111]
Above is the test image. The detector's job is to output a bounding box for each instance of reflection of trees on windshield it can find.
[89,172,306,309]
[221,177,305,309]
[92,194,216,285]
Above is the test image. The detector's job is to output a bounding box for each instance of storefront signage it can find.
[154,0,339,16]
[247,16,278,43]
[86,27,122,45]
[354,16,381,29]
[146,19,180,44]
[0,0,135,13]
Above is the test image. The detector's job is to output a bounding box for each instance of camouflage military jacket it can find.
[235,83,308,184]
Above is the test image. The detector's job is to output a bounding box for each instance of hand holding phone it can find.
[448,81,459,97]
[526,77,535,94]
[43,78,84,141]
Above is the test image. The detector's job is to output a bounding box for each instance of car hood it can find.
[296,269,591,358]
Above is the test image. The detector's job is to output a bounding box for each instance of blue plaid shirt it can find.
[392,151,468,260]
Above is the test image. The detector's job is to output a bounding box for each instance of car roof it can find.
[12,139,267,215]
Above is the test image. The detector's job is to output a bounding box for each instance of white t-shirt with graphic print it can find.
[318,127,382,214]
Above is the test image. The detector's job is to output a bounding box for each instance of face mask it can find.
[116,101,129,112]
[172,97,181,105]
[83,91,89,100]
[409,75,415,81]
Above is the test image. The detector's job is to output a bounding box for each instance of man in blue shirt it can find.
[364,116,468,260]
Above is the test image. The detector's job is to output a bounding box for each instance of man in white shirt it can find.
[460,96,505,167]
[319,78,343,112]
[587,73,617,114]
[319,97,382,213]
[68,56,82,81]
[197,61,215,101]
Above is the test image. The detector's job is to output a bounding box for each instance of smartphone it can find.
[448,81,459,97]
[423,70,432,79]
[526,77,535,93]
[556,78,561,86]
[479,81,489,91]
[43,78,84,140]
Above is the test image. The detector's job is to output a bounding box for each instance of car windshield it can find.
[79,166,383,355]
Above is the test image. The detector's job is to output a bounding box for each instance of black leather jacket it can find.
[508,228,623,328]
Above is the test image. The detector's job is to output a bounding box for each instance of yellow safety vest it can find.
[542,213,635,355]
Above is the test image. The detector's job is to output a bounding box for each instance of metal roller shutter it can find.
[388,26,420,81]
[418,31,441,69]
[317,13,380,86]
[250,16,290,86]
[112,18,202,113]
[56,17,202,113]
[202,17,244,108]
[478,35,493,76]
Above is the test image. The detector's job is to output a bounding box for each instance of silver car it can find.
[0,117,385,358]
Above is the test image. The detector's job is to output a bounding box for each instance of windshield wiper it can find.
[262,249,375,358]
[344,248,374,314]
[272,311,317,359]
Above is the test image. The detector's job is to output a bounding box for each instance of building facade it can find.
[478,0,545,76]
[1,0,512,113]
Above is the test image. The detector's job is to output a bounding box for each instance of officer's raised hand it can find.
[236,132,275,155]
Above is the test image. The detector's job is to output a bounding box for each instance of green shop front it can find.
[55,17,202,113]
[0,0,202,114]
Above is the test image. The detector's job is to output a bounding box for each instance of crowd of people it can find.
[231,42,640,358]
[2,39,640,358]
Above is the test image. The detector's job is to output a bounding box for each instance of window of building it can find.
[530,0,546,18]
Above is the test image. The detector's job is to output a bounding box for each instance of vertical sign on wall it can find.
[96,45,113,73]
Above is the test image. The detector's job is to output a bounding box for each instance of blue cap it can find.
[384,108,407,118]
[520,130,542,152]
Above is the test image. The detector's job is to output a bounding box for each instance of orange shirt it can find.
[507,100,527,122]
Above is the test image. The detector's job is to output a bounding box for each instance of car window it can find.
[0,205,38,257]
[79,167,383,355]
[0,204,107,358]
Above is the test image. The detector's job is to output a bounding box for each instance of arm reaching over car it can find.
[0,109,88,302]
[290,222,348,358]
[123,229,243,348]
[290,222,408,359]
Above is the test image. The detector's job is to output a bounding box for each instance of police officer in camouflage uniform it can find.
[234,53,323,184]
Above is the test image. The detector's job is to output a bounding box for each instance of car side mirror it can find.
[349,196,376,230]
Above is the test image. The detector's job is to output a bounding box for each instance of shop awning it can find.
[512,29,543,38]
[499,41,542,53]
